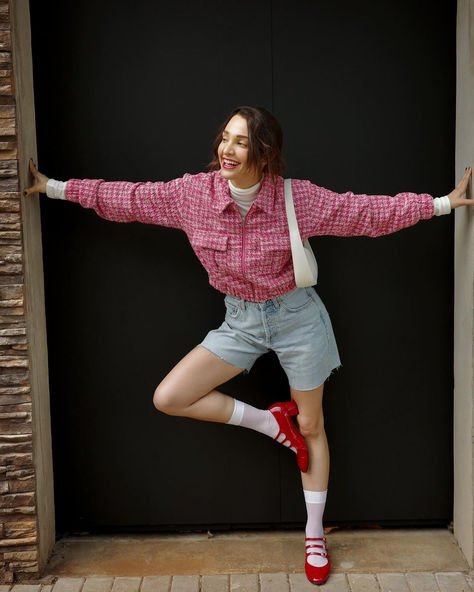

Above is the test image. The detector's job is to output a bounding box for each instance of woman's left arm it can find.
[298,167,472,239]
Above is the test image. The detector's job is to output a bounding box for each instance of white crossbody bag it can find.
[283,178,318,287]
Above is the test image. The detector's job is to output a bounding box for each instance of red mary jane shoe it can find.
[305,537,331,585]
[268,400,308,472]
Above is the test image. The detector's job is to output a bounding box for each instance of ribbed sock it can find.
[227,399,279,439]
[304,489,328,568]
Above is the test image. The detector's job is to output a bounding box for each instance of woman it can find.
[24,106,472,586]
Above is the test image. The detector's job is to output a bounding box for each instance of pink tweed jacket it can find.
[65,169,435,302]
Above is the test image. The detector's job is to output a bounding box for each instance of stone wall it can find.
[0,0,55,582]
[0,0,37,580]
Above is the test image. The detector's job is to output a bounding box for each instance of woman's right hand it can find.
[23,158,49,197]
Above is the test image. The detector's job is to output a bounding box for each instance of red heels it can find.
[268,400,308,472]
[305,537,331,585]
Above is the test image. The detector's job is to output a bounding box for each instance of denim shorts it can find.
[199,286,341,391]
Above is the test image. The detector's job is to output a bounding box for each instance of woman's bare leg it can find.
[153,345,243,423]
[291,382,330,572]
[290,382,328,491]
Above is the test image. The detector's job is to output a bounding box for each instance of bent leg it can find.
[153,345,243,423]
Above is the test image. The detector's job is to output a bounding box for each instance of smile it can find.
[222,159,240,169]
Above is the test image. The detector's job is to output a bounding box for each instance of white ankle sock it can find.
[227,399,279,439]
[304,489,328,568]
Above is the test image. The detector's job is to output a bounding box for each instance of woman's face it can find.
[217,114,265,188]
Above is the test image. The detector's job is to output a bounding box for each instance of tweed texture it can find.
[66,170,435,302]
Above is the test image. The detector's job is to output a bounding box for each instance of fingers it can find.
[28,157,39,176]
[454,167,472,199]
[23,158,40,197]
[23,183,39,198]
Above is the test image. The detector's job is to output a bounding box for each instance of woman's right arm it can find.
[23,159,184,230]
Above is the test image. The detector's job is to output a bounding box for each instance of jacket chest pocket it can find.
[259,234,292,274]
[192,230,228,270]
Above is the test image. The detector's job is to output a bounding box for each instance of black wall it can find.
[29,0,456,534]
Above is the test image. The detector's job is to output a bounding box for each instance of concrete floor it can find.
[44,528,470,577]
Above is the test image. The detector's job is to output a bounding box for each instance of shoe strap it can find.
[306,550,329,558]
[272,409,304,447]
[305,537,328,558]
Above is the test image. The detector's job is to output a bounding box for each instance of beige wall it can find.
[454,0,474,569]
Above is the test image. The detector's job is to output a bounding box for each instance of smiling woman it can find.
[208,105,286,187]
[23,105,472,586]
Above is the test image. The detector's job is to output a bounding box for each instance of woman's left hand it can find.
[448,167,472,208]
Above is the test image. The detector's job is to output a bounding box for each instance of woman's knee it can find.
[297,412,325,439]
[153,383,181,415]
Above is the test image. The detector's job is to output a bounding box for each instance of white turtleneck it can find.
[228,178,262,219]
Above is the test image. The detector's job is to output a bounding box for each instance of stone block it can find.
[201,575,229,592]
[141,576,170,592]
[81,578,114,592]
[0,200,19,212]
[3,551,36,561]
[0,83,11,97]
[0,311,25,320]
[0,493,34,509]
[230,574,258,591]
[0,329,24,337]
[0,239,23,249]
[0,298,24,308]
[8,477,35,493]
[0,389,31,398]
[436,572,472,592]
[0,507,35,516]
[170,576,199,592]
[0,106,13,118]
[405,572,441,592]
[6,561,37,570]
[0,287,22,302]
[0,162,15,177]
[347,574,380,592]
[0,354,27,366]
[0,335,27,346]
[0,454,32,469]
[110,578,141,592]
[0,441,32,455]
[0,422,30,436]
[51,579,85,592]
[260,573,289,592]
[0,119,13,137]
[3,522,36,538]
[0,435,30,443]
[0,214,18,225]
[5,469,34,480]
[0,252,21,263]
[0,374,29,385]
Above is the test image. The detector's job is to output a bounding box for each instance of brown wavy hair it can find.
[207,106,286,184]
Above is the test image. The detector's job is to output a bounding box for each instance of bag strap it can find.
[284,178,313,275]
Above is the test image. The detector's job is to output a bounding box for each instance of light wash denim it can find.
[200,286,341,390]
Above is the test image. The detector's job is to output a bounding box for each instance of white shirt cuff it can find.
[46,179,67,200]
[433,195,451,216]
